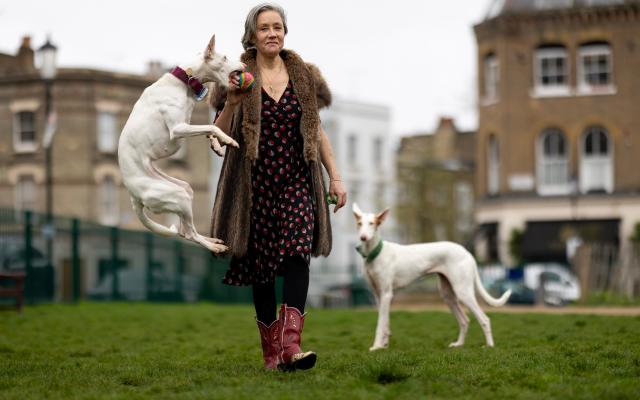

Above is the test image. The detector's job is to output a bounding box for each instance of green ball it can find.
[326,194,338,205]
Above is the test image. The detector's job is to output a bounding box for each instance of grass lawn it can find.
[1,303,639,400]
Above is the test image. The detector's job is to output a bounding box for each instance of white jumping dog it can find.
[118,35,243,253]
[352,203,511,350]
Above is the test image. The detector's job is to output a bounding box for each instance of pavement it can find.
[384,293,640,316]
[389,303,640,316]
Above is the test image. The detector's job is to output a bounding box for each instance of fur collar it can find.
[240,48,323,163]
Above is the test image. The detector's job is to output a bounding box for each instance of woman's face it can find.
[255,10,285,57]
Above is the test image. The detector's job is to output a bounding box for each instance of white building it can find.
[309,98,396,303]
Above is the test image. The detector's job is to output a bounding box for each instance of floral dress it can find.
[223,81,315,286]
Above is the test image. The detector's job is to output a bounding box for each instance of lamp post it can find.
[38,37,57,268]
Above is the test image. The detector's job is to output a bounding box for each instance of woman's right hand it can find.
[226,74,250,106]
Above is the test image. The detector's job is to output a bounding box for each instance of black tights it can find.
[252,256,309,324]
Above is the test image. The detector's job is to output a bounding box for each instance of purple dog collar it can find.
[171,66,208,101]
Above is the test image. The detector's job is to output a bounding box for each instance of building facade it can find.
[309,98,395,300]
[396,117,476,247]
[0,36,215,233]
[474,0,640,264]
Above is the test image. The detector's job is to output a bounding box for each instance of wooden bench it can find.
[0,272,25,313]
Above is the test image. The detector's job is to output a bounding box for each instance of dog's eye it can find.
[223,56,227,61]
[369,222,374,225]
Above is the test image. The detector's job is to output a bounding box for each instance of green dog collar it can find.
[355,240,384,263]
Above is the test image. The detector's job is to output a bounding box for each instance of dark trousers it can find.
[252,255,309,324]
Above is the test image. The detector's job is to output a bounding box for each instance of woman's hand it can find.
[226,73,250,106]
[329,179,347,213]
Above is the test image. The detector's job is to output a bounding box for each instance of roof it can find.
[485,0,636,19]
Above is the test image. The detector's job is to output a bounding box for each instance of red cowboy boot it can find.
[277,304,317,371]
[256,319,280,369]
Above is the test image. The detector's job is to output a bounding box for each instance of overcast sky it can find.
[0,0,490,136]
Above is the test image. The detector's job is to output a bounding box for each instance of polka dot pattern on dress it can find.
[223,81,315,286]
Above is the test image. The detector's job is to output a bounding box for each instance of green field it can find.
[1,303,639,399]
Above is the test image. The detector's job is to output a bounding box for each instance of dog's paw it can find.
[369,345,386,352]
[224,138,239,148]
[448,341,464,348]
[210,243,229,254]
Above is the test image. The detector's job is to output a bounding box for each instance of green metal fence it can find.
[0,208,283,304]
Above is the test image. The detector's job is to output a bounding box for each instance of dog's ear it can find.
[375,208,390,225]
[205,34,216,60]
[352,202,363,219]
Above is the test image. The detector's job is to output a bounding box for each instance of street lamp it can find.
[38,36,57,267]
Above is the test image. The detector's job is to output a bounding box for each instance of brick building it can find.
[0,36,214,233]
[474,0,640,264]
[396,117,476,246]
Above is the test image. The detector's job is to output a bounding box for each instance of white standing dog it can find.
[352,204,511,350]
[118,35,242,253]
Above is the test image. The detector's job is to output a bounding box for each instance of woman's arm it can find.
[319,126,347,212]
[208,76,247,156]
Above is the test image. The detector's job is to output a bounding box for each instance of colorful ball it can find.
[238,71,255,91]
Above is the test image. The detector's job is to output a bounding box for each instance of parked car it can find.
[489,263,580,306]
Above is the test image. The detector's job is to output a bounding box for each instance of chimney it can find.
[21,36,32,49]
[146,60,166,79]
[16,35,35,72]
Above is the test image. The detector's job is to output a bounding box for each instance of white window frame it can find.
[533,47,570,97]
[455,182,474,233]
[15,174,37,212]
[11,99,41,153]
[483,54,499,105]
[98,175,119,226]
[577,44,616,95]
[372,137,383,169]
[97,111,118,153]
[537,129,571,195]
[347,134,358,167]
[579,126,614,193]
[487,135,500,195]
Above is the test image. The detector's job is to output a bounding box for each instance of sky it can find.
[0,0,490,136]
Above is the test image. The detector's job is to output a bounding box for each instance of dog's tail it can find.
[474,266,511,307]
[132,199,179,237]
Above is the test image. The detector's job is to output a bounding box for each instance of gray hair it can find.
[241,3,288,51]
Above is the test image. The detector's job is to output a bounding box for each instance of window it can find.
[350,180,361,206]
[13,111,37,152]
[534,46,569,96]
[15,174,37,212]
[483,53,499,103]
[537,128,570,195]
[372,137,383,167]
[455,182,474,233]
[534,0,572,9]
[578,43,614,94]
[97,111,118,153]
[347,135,358,165]
[580,126,613,193]
[374,182,385,212]
[99,175,119,225]
[487,135,500,195]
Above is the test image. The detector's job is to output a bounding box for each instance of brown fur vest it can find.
[209,49,332,258]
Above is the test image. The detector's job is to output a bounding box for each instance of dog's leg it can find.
[438,274,469,347]
[175,196,228,253]
[149,163,194,199]
[370,290,392,351]
[169,123,238,148]
[455,288,494,347]
[141,180,227,253]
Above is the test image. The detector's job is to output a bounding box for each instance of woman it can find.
[209,3,347,371]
